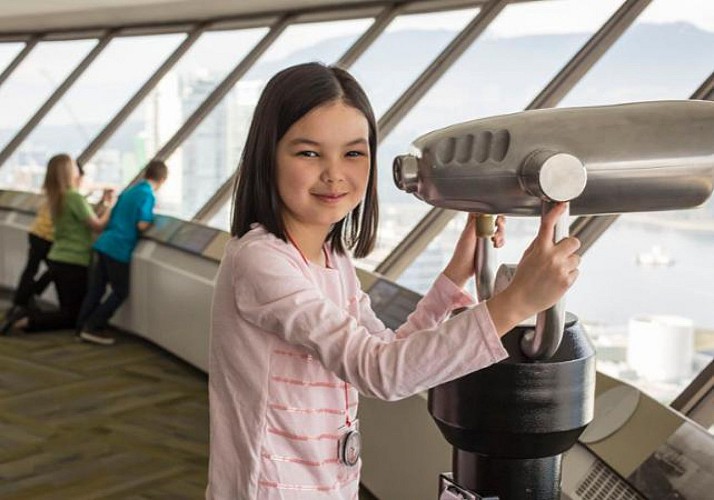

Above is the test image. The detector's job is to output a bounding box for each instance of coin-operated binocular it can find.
[393,100,714,499]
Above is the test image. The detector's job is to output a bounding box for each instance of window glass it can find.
[357,0,622,273]
[5,33,185,193]
[561,1,714,106]
[164,18,372,221]
[571,218,714,405]
[556,1,714,406]
[208,199,231,232]
[350,8,479,118]
[0,39,96,191]
[0,42,24,72]
[91,28,267,190]
[0,41,26,150]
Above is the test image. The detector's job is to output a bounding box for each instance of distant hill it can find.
[254,21,713,108]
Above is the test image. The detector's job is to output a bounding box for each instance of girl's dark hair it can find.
[230,62,379,258]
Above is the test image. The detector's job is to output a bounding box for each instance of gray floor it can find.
[0,295,379,499]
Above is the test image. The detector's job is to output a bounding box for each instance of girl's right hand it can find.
[486,202,581,335]
[102,188,116,205]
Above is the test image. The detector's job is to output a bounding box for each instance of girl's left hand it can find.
[443,213,505,289]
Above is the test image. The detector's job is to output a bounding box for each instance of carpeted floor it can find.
[0,296,209,499]
[0,294,379,499]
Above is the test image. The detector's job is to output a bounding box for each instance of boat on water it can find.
[636,244,674,267]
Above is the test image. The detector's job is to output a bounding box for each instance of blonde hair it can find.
[44,154,76,219]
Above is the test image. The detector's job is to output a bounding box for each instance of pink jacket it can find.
[207,225,507,499]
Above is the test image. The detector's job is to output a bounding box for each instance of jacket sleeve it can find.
[232,242,508,401]
[357,273,477,342]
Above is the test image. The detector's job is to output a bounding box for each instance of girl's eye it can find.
[346,150,367,158]
[297,150,319,158]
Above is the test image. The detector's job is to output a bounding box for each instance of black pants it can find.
[13,233,53,307]
[76,251,130,333]
[26,260,88,332]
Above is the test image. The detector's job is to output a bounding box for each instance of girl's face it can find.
[276,100,371,237]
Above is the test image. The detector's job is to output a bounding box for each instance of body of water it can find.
[397,213,714,332]
[571,221,714,331]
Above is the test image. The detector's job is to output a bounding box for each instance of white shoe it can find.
[79,330,116,345]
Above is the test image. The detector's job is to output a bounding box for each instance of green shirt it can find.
[48,189,94,266]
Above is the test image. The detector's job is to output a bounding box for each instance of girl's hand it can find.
[101,188,117,209]
[443,213,506,289]
[102,188,116,203]
[486,202,580,335]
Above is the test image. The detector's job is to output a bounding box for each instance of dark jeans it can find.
[13,233,53,307]
[26,260,88,332]
[76,251,130,333]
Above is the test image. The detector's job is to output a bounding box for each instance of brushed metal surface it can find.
[393,100,714,216]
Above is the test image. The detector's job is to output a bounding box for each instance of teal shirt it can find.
[94,180,155,263]
[48,189,94,267]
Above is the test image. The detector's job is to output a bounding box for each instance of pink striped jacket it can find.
[207,224,507,499]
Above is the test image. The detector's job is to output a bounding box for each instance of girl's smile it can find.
[312,191,349,203]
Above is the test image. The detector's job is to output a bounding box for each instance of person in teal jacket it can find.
[76,160,168,345]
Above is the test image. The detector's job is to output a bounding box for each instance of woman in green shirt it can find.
[7,154,115,332]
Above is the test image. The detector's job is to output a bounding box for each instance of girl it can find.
[0,159,57,334]
[208,63,580,499]
[5,154,115,333]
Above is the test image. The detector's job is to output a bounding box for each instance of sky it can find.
[395,0,714,37]
[261,0,714,61]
